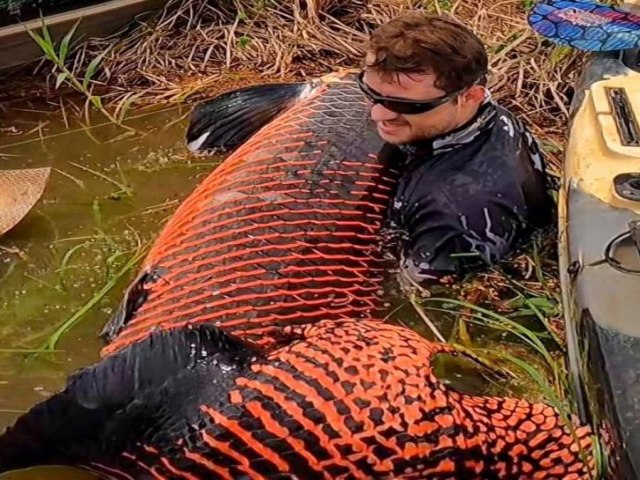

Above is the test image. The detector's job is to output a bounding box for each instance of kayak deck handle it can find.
[601,220,640,274]
[606,87,640,147]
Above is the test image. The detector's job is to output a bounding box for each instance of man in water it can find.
[357,12,553,288]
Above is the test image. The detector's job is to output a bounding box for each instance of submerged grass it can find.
[40,243,148,351]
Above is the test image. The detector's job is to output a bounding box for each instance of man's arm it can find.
[399,194,520,287]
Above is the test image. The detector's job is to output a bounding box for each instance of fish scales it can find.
[102,79,398,356]
[0,75,596,480]
[87,321,595,480]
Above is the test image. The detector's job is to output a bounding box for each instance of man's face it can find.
[361,58,478,145]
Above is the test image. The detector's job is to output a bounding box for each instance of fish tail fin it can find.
[186,82,313,152]
[0,324,255,474]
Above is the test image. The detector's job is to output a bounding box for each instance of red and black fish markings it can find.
[0,74,595,479]
[85,321,593,480]
[101,76,398,357]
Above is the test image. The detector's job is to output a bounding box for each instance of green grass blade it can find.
[41,246,147,351]
[58,18,81,63]
[26,28,56,60]
[520,295,565,349]
[451,343,516,380]
[68,161,132,196]
[83,50,109,89]
[0,348,62,353]
[92,198,102,230]
[115,92,143,124]
[57,241,91,289]
[40,15,53,47]
[423,297,556,368]
[494,351,597,480]
[90,95,103,110]
[55,72,68,88]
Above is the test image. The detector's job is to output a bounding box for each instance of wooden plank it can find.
[0,0,165,73]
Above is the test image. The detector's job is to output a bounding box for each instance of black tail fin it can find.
[186,82,313,153]
[0,324,256,474]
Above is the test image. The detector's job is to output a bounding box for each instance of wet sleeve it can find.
[400,193,520,287]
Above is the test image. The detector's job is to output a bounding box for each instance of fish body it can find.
[101,73,399,357]
[0,74,595,479]
[0,320,594,479]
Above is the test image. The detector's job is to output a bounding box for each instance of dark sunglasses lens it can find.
[382,101,426,115]
[380,100,441,115]
[357,72,452,115]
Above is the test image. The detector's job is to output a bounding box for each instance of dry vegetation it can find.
[8,0,584,175]
[49,0,586,368]
[91,0,579,165]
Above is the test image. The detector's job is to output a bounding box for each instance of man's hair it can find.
[365,12,488,93]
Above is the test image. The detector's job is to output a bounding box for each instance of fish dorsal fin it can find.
[0,325,257,471]
[186,82,313,153]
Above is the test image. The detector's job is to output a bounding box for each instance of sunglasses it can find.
[356,71,476,115]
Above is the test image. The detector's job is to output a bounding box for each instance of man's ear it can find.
[460,84,486,106]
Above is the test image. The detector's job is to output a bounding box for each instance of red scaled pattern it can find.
[89,76,595,480]
[99,320,594,480]
[101,77,397,357]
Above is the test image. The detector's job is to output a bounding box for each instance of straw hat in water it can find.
[0,167,51,236]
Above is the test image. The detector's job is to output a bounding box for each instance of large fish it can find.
[0,73,595,478]
[99,72,399,357]
[0,319,594,479]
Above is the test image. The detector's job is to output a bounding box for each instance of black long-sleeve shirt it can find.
[384,98,554,287]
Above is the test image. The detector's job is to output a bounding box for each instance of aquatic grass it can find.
[492,351,599,480]
[4,0,584,176]
[0,349,62,353]
[532,239,547,287]
[495,267,565,349]
[593,434,609,480]
[448,343,517,381]
[416,292,600,478]
[25,17,135,130]
[40,242,149,352]
[409,294,446,342]
[12,217,146,351]
[68,161,133,198]
[23,272,63,293]
[53,167,85,189]
[419,292,602,479]
[52,234,118,244]
[421,303,564,390]
[518,293,564,348]
[0,261,18,284]
[56,240,93,290]
[423,297,559,369]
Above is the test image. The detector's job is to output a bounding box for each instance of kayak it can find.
[559,48,640,478]
[529,0,640,477]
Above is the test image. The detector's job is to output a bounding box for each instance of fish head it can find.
[318,68,360,84]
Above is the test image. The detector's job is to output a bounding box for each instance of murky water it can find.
[0,103,220,478]
[0,99,555,478]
